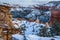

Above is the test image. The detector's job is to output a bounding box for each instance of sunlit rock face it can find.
[0,5,11,23]
[0,5,14,39]
[0,12,5,20]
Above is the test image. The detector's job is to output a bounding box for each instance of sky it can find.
[0,0,60,7]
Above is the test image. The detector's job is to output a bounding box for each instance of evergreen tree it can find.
[38,25,51,37]
[51,20,60,36]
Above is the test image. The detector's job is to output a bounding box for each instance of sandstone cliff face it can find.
[0,5,14,40]
[0,5,14,28]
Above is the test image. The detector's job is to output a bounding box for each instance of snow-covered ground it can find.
[12,33,60,40]
[12,19,52,40]
[12,19,46,35]
[12,19,60,40]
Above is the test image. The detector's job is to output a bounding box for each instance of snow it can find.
[11,9,57,40]
[12,33,60,40]
[57,4,60,9]
[12,34,40,40]
[10,8,14,11]
[25,9,41,20]
[44,3,55,7]
[28,35,40,40]
[30,9,41,16]
[44,11,51,16]
[11,14,59,40]
[12,34,24,40]
[12,19,46,35]
[38,11,51,23]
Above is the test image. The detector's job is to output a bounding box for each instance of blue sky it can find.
[0,0,60,7]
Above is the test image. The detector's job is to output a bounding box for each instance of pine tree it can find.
[51,20,60,36]
[38,25,51,37]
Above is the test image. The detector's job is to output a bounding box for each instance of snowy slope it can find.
[13,20,46,35]
[12,19,60,40]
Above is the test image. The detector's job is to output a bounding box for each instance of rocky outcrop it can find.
[0,5,14,40]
